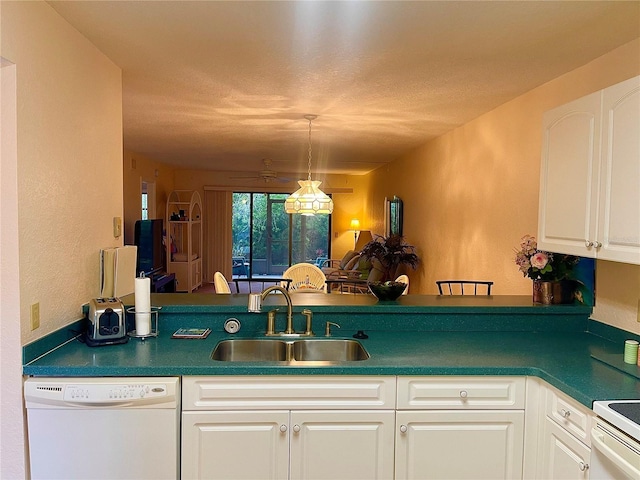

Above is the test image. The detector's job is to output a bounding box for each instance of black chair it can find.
[436,280,493,295]
[232,256,249,277]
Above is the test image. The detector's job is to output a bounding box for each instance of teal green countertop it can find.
[23,295,640,408]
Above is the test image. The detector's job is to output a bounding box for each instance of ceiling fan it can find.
[230,159,292,183]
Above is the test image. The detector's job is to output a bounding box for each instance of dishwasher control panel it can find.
[64,383,167,402]
[24,377,179,408]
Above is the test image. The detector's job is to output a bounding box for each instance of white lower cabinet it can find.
[182,410,290,480]
[535,383,594,480]
[395,410,525,480]
[396,377,526,480]
[181,376,396,480]
[290,410,395,479]
[182,409,395,480]
[539,417,590,480]
[181,375,601,480]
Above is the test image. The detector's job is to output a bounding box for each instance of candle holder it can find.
[126,306,161,340]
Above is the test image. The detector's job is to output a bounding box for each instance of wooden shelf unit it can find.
[166,190,202,292]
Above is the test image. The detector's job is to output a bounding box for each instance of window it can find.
[232,193,330,277]
[141,180,156,220]
[141,192,148,220]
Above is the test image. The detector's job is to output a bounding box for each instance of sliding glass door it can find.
[232,193,330,277]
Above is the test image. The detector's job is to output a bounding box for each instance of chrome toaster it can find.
[86,297,128,346]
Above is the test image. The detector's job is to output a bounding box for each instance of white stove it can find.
[593,399,640,441]
[591,400,640,479]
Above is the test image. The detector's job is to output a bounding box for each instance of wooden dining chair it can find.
[213,271,231,294]
[282,263,327,292]
[436,280,493,295]
[395,274,409,295]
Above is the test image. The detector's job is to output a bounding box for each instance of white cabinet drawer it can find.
[183,376,396,410]
[397,376,525,410]
[545,384,593,446]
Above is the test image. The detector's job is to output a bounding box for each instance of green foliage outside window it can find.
[232,193,329,273]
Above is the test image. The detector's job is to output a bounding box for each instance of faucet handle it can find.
[266,309,278,335]
[301,309,315,336]
[325,321,340,337]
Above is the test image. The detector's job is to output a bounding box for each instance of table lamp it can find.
[350,219,360,248]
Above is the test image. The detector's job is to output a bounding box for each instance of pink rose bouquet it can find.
[515,235,579,281]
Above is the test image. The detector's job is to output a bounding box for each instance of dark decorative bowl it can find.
[368,281,407,301]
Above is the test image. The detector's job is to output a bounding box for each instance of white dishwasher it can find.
[24,377,180,480]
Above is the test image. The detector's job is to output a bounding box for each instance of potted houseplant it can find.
[514,234,579,304]
[360,234,419,300]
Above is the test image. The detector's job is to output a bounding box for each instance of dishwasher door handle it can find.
[591,427,640,479]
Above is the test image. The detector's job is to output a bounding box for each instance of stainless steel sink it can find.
[292,339,370,362]
[211,339,288,362]
[211,338,369,363]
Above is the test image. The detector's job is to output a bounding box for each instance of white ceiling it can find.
[48,1,640,177]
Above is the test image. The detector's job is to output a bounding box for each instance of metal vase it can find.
[532,280,574,305]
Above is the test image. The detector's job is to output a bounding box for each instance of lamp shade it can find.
[284,115,333,215]
[354,230,373,251]
[284,180,334,215]
[350,219,360,231]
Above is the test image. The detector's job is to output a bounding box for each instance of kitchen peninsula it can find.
[23,294,640,479]
[23,294,639,406]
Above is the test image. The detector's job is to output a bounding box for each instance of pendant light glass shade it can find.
[285,115,334,215]
[284,179,334,215]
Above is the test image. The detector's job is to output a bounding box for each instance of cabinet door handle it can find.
[459,390,468,399]
[279,424,287,433]
[399,424,408,434]
[585,240,594,247]
[293,424,301,433]
[578,462,589,472]
[594,241,602,248]
[560,408,571,418]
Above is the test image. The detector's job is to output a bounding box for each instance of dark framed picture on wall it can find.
[385,196,403,237]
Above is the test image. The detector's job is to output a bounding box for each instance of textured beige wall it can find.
[593,261,640,334]
[0,1,122,476]
[122,149,176,246]
[1,60,24,480]
[368,38,640,333]
[323,174,371,257]
[1,0,123,344]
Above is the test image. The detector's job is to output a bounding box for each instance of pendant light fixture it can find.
[284,115,334,215]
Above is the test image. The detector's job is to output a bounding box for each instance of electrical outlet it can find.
[30,302,40,330]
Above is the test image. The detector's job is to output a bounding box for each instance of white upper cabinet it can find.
[538,91,602,258]
[538,75,640,264]
[598,76,640,263]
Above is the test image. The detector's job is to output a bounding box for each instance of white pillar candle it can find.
[134,276,151,335]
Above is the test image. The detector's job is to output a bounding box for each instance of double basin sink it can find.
[212,338,370,363]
